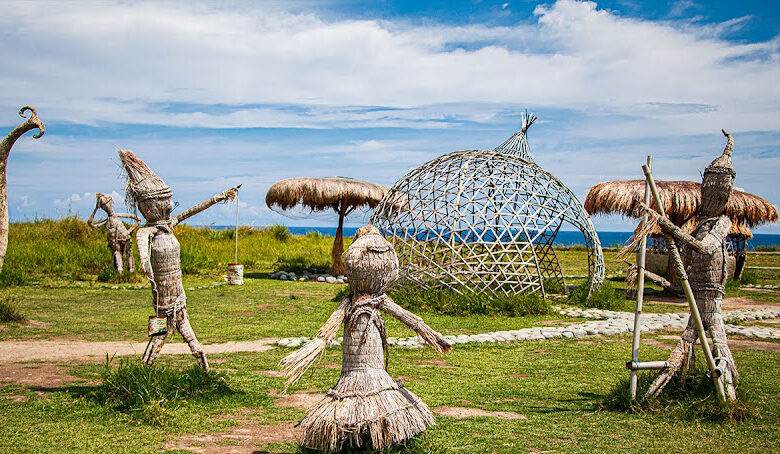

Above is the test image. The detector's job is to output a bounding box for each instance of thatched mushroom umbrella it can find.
[585,180,778,278]
[266,177,388,276]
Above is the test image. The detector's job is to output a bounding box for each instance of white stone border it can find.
[276,306,780,348]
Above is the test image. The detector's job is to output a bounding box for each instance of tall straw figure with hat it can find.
[119,149,239,370]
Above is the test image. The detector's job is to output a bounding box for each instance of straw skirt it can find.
[299,308,434,452]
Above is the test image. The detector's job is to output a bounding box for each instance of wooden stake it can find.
[629,156,651,400]
[642,164,727,404]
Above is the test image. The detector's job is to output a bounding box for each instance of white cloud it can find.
[0,0,775,136]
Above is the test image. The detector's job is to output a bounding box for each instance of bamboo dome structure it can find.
[370,114,605,298]
[266,177,388,275]
[585,179,778,278]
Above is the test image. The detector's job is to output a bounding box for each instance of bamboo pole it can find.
[629,156,651,400]
[642,164,726,403]
[234,189,239,264]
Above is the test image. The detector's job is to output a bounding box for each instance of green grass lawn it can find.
[1,219,779,453]
[1,338,778,453]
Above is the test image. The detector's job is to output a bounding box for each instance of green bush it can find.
[0,297,25,323]
[567,281,627,311]
[388,286,552,317]
[90,357,232,425]
[739,270,758,285]
[0,267,28,287]
[603,365,758,421]
[752,245,779,252]
[271,224,291,242]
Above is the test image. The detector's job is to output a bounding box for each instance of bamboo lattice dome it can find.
[370,115,605,298]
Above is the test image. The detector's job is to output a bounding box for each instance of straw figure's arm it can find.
[136,227,159,300]
[171,185,241,227]
[86,202,108,229]
[117,213,141,232]
[640,203,731,255]
[378,294,451,354]
[279,296,351,390]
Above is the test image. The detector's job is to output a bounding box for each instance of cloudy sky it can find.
[1,0,778,233]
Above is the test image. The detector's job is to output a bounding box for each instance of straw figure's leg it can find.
[706,302,738,400]
[144,322,170,366]
[646,322,696,398]
[112,247,124,273]
[124,241,135,273]
[176,308,209,371]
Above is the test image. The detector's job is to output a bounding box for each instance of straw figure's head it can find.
[118,149,173,223]
[700,130,736,218]
[343,225,399,295]
[94,192,115,216]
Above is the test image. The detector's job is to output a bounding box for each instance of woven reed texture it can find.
[370,116,604,298]
[87,193,140,273]
[281,226,450,451]
[0,106,44,272]
[120,149,237,370]
[645,132,739,401]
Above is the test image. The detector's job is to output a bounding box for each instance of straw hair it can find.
[585,180,778,228]
[265,177,387,212]
[117,148,172,214]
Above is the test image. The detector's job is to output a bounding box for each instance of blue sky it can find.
[1,0,778,233]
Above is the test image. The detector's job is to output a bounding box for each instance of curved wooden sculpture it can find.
[0,107,44,272]
[280,225,451,452]
[119,149,238,370]
[87,193,140,273]
[641,131,739,400]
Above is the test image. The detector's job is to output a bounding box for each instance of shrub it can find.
[602,365,758,421]
[90,357,232,425]
[271,225,291,242]
[0,267,28,287]
[388,286,552,317]
[0,297,25,322]
[567,281,627,311]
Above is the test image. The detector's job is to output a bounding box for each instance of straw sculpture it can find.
[280,225,451,452]
[0,106,44,272]
[266,177,388,275]
[87,193,141,273]
[639,131,740,400]
[370,113,605,298]
[119,149,239,370]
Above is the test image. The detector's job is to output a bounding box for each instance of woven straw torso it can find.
[150,228,185,310]
[105,216,131,249]
[342,305,386,373]
[685,216,729,296]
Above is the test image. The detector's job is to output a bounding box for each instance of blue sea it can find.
[227,226,779,250]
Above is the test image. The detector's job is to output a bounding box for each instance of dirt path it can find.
[0,338,278,364]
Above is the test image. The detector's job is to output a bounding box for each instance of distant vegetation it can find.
[0,218,337,285]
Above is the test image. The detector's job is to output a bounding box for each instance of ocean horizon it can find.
[206,225,780,250]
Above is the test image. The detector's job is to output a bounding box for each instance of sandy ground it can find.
[0,338,278,364]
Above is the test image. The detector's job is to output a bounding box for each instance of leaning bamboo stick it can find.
[642,164,726,403]
[629,156,651,400]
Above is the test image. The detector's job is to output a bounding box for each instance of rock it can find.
[325,276,337,284]
[317,276,326,282]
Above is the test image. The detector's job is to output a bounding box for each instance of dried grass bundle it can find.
[585,180,777,228]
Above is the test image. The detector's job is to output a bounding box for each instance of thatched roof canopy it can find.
[585,180,778,228]
[265,177,387,212]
